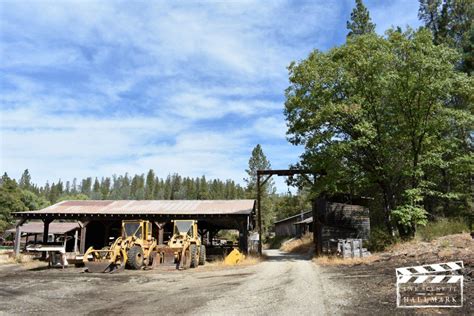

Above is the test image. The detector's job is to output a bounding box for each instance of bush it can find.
[416,218,469,242]
[265,235,289,249]
[368,227,397,252]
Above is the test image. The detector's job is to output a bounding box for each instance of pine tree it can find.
[71,178,77,194]
[145,169,155,200]
[91,178,101,200]
[19,169,32,190]
[244,144,274,195]
[81,177,92,196]
[101,177,111,199]
[244,145,275,235]
[419,0,473,73]
[347,0,376,37]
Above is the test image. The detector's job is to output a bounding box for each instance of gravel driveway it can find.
[0,250,351,315]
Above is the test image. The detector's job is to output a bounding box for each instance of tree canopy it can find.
[285,28,473,237]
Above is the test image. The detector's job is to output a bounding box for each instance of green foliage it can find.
[274,191,311,221]
[285,28,473,237]
[416,217,470,241]
[418,0,474,74]
[347,0,375,37]
[0,174,27,231]
[57,193,89,202]
[368,227,398,252]
[245,144,276,235]
[145,169,155,200]
[265,235,289,249]
[20,190,50,211]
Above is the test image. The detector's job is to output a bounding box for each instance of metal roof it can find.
[14,200,256,217]
[274,210,312,224]
[294,216,313,225]
[6,222,79,234]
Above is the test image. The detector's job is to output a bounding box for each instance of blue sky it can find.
[0,0,421,192]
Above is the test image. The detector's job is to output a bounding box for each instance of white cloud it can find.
[0,0,423,192]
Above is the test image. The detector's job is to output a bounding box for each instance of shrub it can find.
[368,227,397,252]
[416,218,469,242]
[265,235,289,249]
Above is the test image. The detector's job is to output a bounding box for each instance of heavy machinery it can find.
[83,220,157,273]
[157,220,206,269]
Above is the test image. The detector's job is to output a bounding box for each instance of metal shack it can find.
[274,211,312,237]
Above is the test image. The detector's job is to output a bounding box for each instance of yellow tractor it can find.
[157,220,206,269]
[83,220,158,273]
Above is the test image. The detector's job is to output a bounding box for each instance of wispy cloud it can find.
[0,0,422,190]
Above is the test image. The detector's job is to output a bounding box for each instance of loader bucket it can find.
[224,248,245,265]
[84,260,114,273]
[156,247,176,267]
[83,248,125,273]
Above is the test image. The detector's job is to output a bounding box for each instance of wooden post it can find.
[42,219,52,259]
[14,219,26,256]
[42,219,52,244]
[257,174,262,255]
[103,222,111,246]
[73,229,79,253]
[158,224,164,244]
[239,222,249,254]
[154,222,165,244]
[79,220,89,254]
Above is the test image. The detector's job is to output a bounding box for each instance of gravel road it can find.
[0,250,351,315]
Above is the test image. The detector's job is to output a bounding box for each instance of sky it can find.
[0,0,421,192]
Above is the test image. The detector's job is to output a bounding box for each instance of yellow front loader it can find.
[156,220,206,269]
[83,220,158,273]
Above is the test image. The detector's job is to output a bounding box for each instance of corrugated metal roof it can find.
[294,216,313,225]
[15,200,255,216]
[274,210,312,224]
[6,222,79,234]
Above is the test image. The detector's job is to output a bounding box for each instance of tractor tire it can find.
[190,244,198,268]
[127,245,144,270]
[199,245,206,265]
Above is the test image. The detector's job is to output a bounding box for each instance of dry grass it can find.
[280,233,314,254]
[314,255,379,266]
[202,254,262,271]
[0,252,34,265]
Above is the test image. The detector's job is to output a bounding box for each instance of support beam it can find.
[154,222,165,245]
[257,173,262,255]
[14,218,27,256]
[73,229,79,253]
[103,222,111,246]
[79,220,89,254]
[42,219,52,259]
[238,222,249,254]
[42,219,52,243]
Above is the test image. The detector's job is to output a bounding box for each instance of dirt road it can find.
[0,250,351,315]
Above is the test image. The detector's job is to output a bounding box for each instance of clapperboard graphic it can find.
[396,261,464,308]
